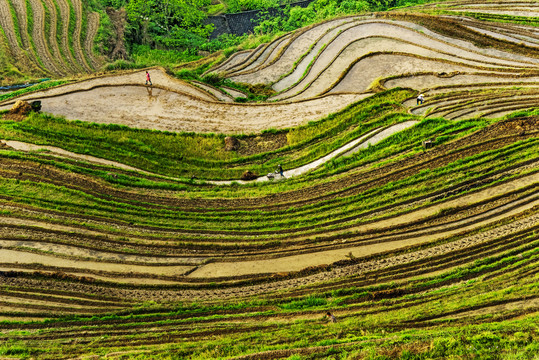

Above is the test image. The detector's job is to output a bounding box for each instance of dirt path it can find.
[2,139,156,173]
[1,118,402,186]
[209,121,417,184]
[189,174,538,277]
[1,118,532,211]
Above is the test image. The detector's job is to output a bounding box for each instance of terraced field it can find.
[0,0,538,359]
[0,0,102,78]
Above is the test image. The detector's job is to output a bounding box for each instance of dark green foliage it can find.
[226,0,281,13]
[0,80,70,102]
[280,295,328,309]
[130,44,201,67]
[84,0,439,68]
[254,0,403,34]
[201,72,224,86]
[103,59,144,71]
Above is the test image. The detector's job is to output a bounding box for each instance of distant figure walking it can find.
[277,164,284,177]
[326,312,337,323]
[417,94,424,105]
[145,71,152,86]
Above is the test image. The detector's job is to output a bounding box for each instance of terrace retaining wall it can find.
[206,0,315,39]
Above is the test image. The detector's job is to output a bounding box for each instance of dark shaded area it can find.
[206,0,315,38]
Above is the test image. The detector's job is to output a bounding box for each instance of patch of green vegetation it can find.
[280,295,328,309]
[206,2,225,16]
[130,44,202,68]
[65,0,80,68]
[0,89,416,179]
[0,80,70,102]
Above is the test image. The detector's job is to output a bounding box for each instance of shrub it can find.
[202,72,224,86]
[280,295,327,309]
[103,59,143,71]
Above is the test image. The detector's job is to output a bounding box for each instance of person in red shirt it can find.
[145,71,152,86]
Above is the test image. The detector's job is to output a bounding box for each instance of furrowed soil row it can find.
[1,6,539,358]
[8,0,42,70]
[229,17,361,82]
[210,50,252,74]
[27,0,63,76]
[68,0,91,72]
[0,155,534,250]
[0,146,535,254]
[0,0,26,65]
[53,0,82,73]
[83,11,101,69]
[0,118,534,214]
[40,0,66,72]
[0,211,535,306]
[267,17,539,100]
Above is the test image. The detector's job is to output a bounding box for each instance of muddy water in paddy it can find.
[33,85,362,133]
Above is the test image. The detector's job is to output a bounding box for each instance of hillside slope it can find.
[0,0,538,359]
[0,0,103,81]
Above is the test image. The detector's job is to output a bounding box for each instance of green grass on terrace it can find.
[0,137,534,233]
[0,88,414,181]
[2,231,538,358]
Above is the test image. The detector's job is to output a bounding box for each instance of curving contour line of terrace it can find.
[0,0,102,77]
[0,3,538,358]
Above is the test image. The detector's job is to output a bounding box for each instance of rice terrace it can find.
[0,0,538,358]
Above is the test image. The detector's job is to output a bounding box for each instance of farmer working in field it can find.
[417,93,424,105]
[326,312,337,323]
[145,71,152,86]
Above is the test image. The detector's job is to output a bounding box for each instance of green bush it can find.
[103,59,143,71]
[201,72,224,86]
[280,295,328,309]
